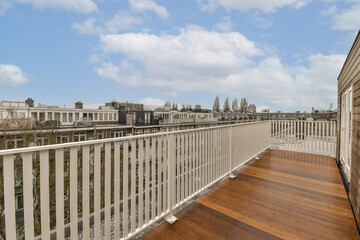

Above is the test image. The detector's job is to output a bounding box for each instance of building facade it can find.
[337,30,360,227]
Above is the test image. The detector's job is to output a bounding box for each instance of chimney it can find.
[25,98,34,107]
[75,101,83,109]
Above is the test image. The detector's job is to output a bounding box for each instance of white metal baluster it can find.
[123,140,129,238]
[152,137,156,220]
[82,146,90,240]
[196,131,199,192]
[181,133,185,202]
[184,133,188,200]
[70,147,78,239]
[201,130,204,189]
[94,143,101,240]
[329,123,334,153]
[55,149,65,240]
[145,138,150,224]
[190,132,193,196]
[131,139,137,232]
[157,136,162,215]
[105,142,112,239]
[325,122,328,154]
[40,150,50,239]
[176,134,180,204]
[22,152,34,240]
[165,134,177,224]
[205,130,209,185]
[290,121,293,149]
[163,137,168,212]
[114,141,121,240]
[3,154,16,239]
[138,138,144,228]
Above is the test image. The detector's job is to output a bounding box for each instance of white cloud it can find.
[0,1,12,16]
[139,97,166,106]
[214,16,234,32]
[257,105,270,112]
[0,64,28,86]
[246,14,273,29]
[331,2,360,31]
[72,18,101,35]
[73,11,142,35]
[105,11,143,33]
[130,0,169,19]
[15,0,98,14]
[95,26,345,110]
[198,0,312,13]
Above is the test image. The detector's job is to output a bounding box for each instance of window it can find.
[89,113,93,120]
[94,113,98,121]
[62,113,67,122]
[135,129,143,135]
[68,113,73,122]
[75,113,79,121]
[104,113,108,121]
[55,113,60,120]
[31,112,38,120]
[99,113,103,121]
[133,113,136,124]
[97,133,103,139]
[62,136,69,143]
[115,131,123,137]
[39,112,45,121]
[114,113,117,121]
[109,113,113,121]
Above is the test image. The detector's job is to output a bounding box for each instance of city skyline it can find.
[0,0,358,112]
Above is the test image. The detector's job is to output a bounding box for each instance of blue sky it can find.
[0,0,359,112]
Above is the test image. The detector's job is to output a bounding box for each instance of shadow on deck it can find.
[139,149,359,240]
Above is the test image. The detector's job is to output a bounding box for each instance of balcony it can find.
[0,120,358,239]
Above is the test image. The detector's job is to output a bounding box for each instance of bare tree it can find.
[223,97,230,112]
[240,97,248,113]
[181,104,186,112]
[213,96,220,112]
[232,98,238,112]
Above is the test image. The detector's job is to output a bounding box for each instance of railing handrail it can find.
[0,121,270,156]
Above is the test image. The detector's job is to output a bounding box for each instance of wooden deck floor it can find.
[139,149,359,240]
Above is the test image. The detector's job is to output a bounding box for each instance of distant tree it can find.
[171,103,178,110]
[261,108,270,113]
[213,96,220,112]
[164,102,171,108]
[189,104,192,111]
[240,97,248,113]
[223,97,230,112]
[181,104,186,112]
[232,98,238,112]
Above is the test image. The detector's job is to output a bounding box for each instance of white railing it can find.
[0,121,270,239]
[271,120,337,157]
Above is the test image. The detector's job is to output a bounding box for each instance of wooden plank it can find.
[139,149,359,240]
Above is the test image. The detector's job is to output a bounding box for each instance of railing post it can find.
[166,133,178,224]
[228,126,235,179]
